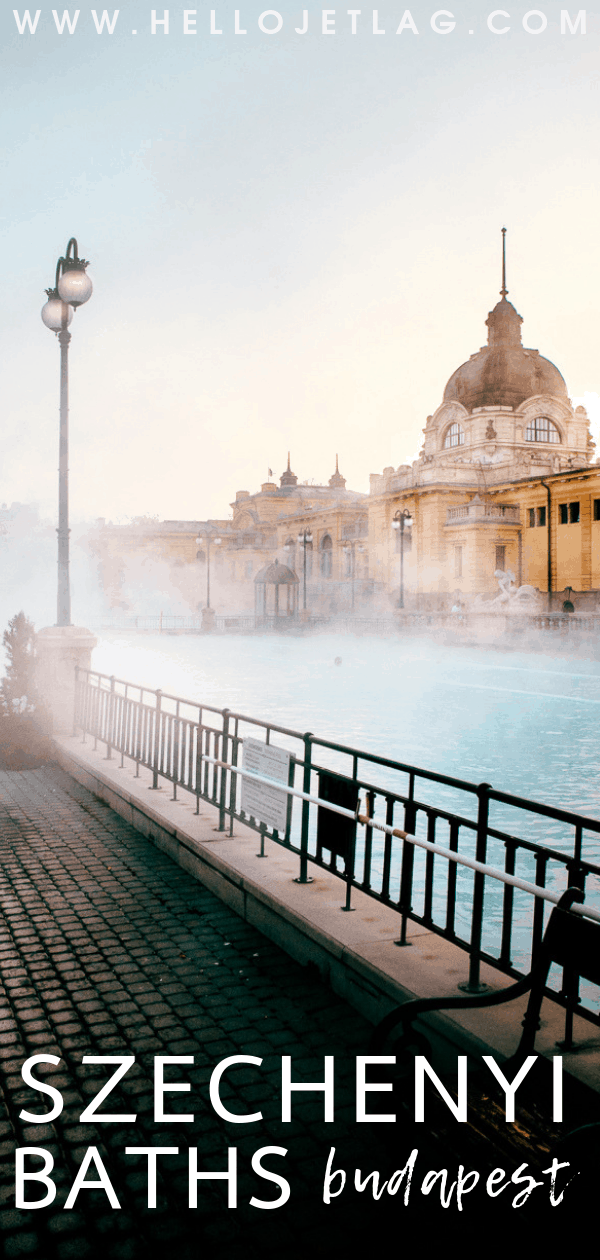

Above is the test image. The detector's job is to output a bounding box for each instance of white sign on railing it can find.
[240,738,291,833]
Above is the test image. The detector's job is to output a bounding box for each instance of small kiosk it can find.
[254,559,299,621]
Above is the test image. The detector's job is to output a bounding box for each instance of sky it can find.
[2,2,600,524]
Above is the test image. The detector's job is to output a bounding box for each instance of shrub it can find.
[0,613,51,769]
[1,611,38,716]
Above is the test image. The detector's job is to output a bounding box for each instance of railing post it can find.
[72,664,80,737]
[559,834,586,1050]
[397,788,417,945]
[171,701,180,801]
[463,781,491,992]
[228,727,239,835]
[105,675,115,761]
[151,689,162,789]
[295,733,314,884]
[218,709,230,832]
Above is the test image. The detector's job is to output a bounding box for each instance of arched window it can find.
[196,549,206,563]
[320,534,332,578]
[443,422,465,449]
[525,417,561,444]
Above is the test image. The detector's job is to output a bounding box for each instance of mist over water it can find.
[92,631,600,826]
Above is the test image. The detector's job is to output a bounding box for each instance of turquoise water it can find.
[92,631,600,823]
[90,631,600,980]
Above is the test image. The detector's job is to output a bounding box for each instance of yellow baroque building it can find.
[89,457,369,615]
[368,280,600,610]
[89,268,600,616]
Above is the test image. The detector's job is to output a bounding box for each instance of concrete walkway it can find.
[0,765,596,1257]
[0,764,468,1259]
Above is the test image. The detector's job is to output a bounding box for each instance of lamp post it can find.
[342,541,365,614]
[297,528,313,611]
[195,529,222,612]
[392,509,413,609]
[41,238,93,626]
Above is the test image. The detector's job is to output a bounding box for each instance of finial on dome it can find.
[500,227,508,299]
[328,455,346,490]
[280,453,298,487]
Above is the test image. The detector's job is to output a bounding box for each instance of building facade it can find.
[89,266,600,616]
[89,457,370,616]
[368,280,600,608]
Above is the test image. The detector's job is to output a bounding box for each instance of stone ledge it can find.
[52,735,600,1089]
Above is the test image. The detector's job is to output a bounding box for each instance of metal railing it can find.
[74,667,600,1045]
[87,610,600,636]
[88,613,398,634]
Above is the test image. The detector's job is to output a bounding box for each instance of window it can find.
[594,499,600,521]
[454,546,463,578]
[495,545,506,572]
[320,534,332,578]
[528,505,546,526]
[525,417,561,444]
[559,502,580,524]
[444,422,465,449]
[245,561,253,578]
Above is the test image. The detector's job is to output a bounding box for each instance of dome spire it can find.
[500,227,508,298]
[280,452,298,487]
[328,454,346,490]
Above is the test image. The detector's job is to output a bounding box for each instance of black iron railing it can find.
[88,610,600,635]
[74,667,600,1042]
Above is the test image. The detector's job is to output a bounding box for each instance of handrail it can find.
[203,752,600,924]
[73,665,600,1042]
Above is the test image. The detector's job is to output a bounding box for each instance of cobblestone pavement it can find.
[0,765,579,1257]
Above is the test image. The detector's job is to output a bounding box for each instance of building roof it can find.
[443,297,568,412]
[254,559,299,585]
[443,296,568,413]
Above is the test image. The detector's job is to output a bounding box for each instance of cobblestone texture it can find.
[0,764,572,1255]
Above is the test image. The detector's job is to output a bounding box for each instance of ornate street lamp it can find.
[41,238,93,626]
[392,509,413,609]
[195,529,222,611]
[297,528,313,611]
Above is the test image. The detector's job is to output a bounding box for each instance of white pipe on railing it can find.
[202,753,600,925]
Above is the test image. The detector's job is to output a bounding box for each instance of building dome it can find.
[443,297,568,412]
[254,559,299,585]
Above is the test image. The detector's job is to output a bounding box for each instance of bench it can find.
[371,887,600,1065]
[369,887,600,1181]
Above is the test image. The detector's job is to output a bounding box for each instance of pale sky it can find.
[2,3,600,523]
